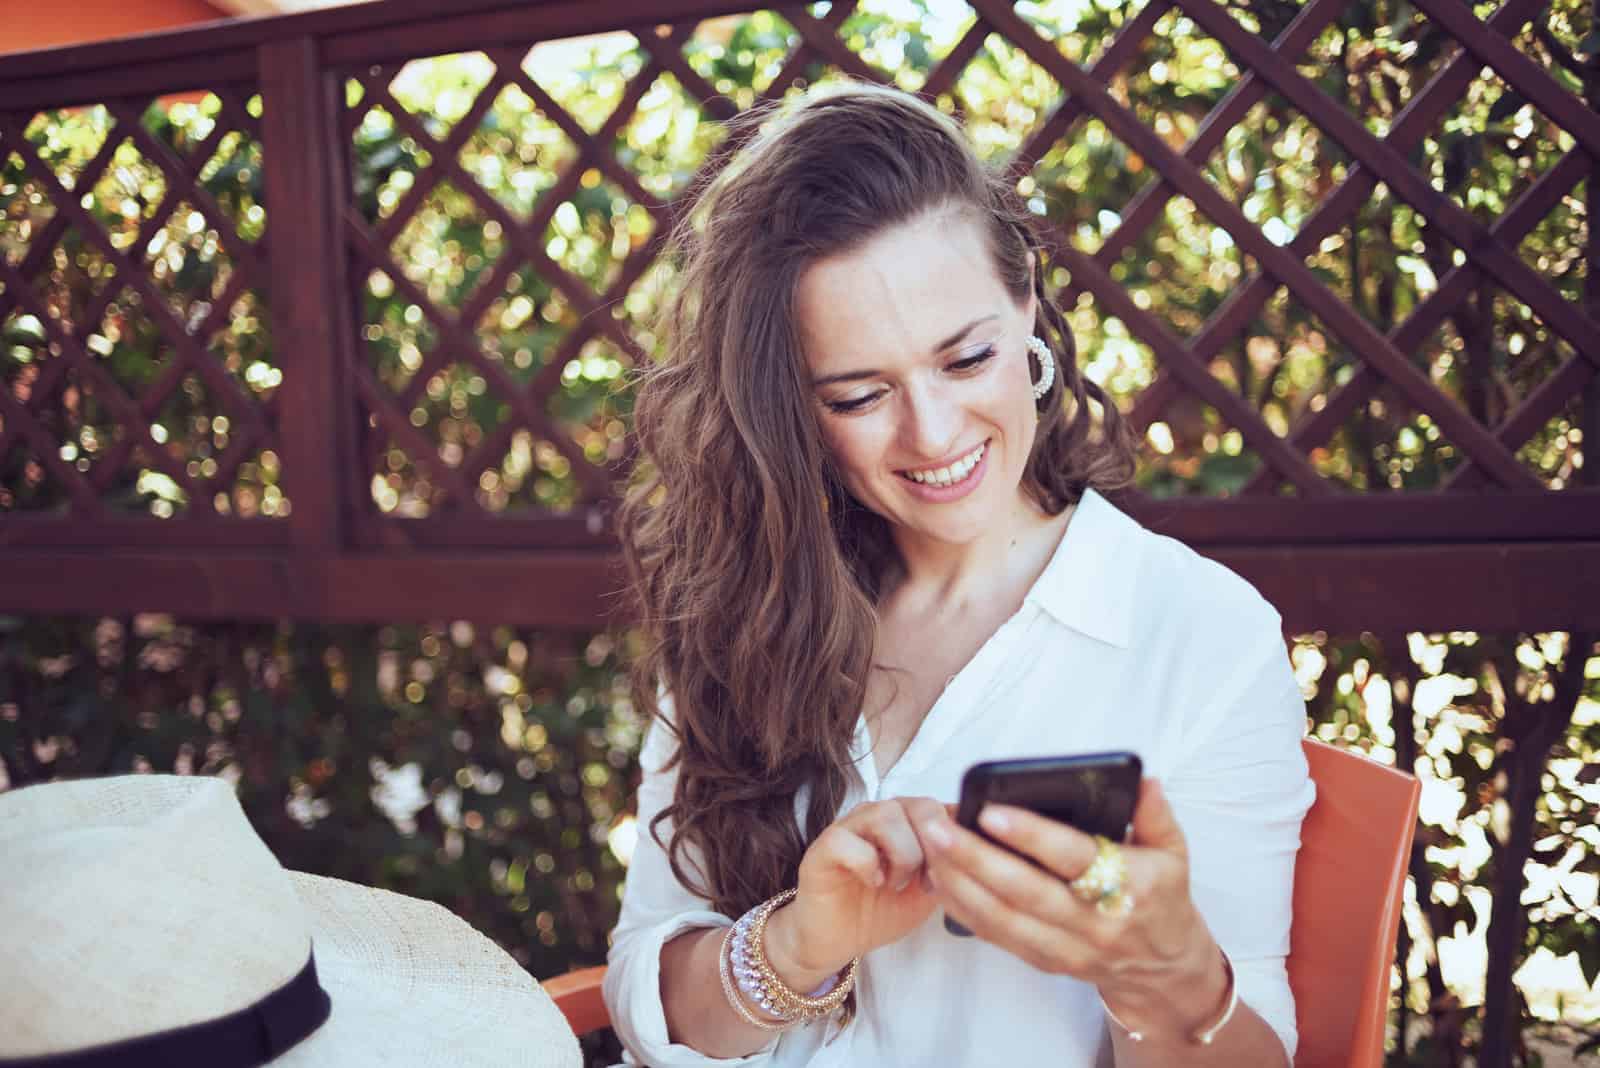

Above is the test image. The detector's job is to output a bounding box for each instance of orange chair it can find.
[545,739,1421,1067]
[1290,738,1420,1068]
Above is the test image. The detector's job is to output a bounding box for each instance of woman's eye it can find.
[826,392,881,414]
[950,345,996,372]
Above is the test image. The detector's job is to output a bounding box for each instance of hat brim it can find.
[275,872,580,1067]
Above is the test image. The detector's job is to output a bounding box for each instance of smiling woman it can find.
[609,82,1312,1068]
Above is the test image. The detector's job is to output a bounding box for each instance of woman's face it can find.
[796,207,1040,550]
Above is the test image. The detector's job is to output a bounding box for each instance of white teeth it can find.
[905,442,986,487]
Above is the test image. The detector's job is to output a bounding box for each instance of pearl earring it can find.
[1026,335,1056,401]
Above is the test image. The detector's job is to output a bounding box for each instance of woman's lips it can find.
[897,439,990,502]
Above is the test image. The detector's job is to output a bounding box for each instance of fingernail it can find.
[923,821,951,849]
[979,806,1009,834]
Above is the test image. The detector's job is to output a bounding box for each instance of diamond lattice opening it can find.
[1245,303,1365,459]
[30,225,118,333]
[354,106,435,225]
[470,429,581,514]
[1308,212,1469,334]
[948,32,1061,164]
[408,360,507,474]
[195,126,267,245]
[58,366,135,500]
[143,200,239,331]
[3,305,53,398]
[462,82,576,218]
[1062,282,1160,412]
[614,257,676,363]
[522,36,642,136]
[389,180,505,311]
[1316,391,1464,492]
[1513,390,1584,490]
[1137,398,1264,498]
[81,136,168,257]
[388,53,500,141]
[142,370,231,513]
[24,107,113,193]
[1517,172,1587,298]
[1027,116,1159,257]
[677,11,803,103]
[615,71,730,200]
[207,288,277,408]
[369,437,449,517]
[1096,194,1258,358]
[1200,96,1352,218]
[363,268,442,397]
[474,267,567,381]
[543,178,654,298]
[91,289,175,399]
[1433,66,1579,219]
[0,427,71,512]
[838,1,978,94]
[213,444,290,518]
[3,150,57,267]
[1070,0,1162,70]
[547,334,630,489]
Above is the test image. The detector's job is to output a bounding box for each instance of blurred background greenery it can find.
[2,0,1596,1063]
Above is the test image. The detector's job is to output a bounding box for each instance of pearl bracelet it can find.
[718,927,788,1031]
[1100,948,1238,1046]
[719,889,859,1028]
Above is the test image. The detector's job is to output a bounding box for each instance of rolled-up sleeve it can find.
[604,709,781,1067]
[1164,605,1315,1061]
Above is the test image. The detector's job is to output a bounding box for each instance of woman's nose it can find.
[899,378,961,460]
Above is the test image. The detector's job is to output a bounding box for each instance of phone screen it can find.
[945,751,1142,935]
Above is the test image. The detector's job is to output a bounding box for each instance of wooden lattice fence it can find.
[1,0,1596,633]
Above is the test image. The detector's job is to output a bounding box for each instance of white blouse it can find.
[604,488,1315,1067]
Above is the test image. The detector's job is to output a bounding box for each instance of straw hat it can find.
[0,774,581,1067]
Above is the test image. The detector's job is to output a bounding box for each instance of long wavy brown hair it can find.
[620,83,1136,929]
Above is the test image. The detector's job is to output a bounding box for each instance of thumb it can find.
[1130,779,1187,859]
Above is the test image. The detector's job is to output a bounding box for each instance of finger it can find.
[850,803,929,891]
[975,803,1099,883]
[925,854,1086,975]
[921,814,1082,924]
[817,824,889,889]
[896,796,947,826]
[1129,779,1187,860]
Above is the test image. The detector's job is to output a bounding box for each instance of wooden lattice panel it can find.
[331,0,1597,552]
[0,88,281,533]
[0,0,1595,628]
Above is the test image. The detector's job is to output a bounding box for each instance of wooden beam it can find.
[260,35,357,555]
[1,544,1595,632]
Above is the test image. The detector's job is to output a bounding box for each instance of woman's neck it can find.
[886,492,1075,615]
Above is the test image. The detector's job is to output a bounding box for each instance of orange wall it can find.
[4,0,231,56]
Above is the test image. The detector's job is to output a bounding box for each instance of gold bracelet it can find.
[1101,948,1238,1045]
[733,889,859,1022]
[718,926,790,1031]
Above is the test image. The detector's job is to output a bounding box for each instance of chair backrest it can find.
[543,964,610,1037]
[1290,739,1421,1068]
[545,740,1425,1063]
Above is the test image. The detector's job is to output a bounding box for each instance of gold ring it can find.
[1067,835,1133,916]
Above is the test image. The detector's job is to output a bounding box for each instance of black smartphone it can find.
[944,751,1143,936]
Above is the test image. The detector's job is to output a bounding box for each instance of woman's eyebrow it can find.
[810,314,1000,387]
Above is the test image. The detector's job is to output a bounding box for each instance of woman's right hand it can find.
[762,798,941,984]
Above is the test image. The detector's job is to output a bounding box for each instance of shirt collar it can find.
[1025,487,1141,649]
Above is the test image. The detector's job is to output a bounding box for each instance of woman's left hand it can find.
[904,780,1229,1027]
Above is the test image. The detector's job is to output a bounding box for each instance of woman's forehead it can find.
[795,212,1008,373]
